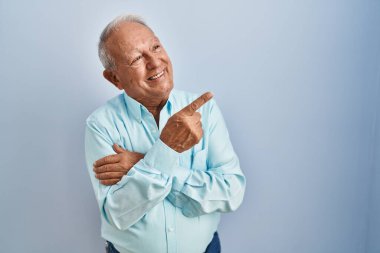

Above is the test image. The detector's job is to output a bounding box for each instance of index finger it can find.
[179,92,214,115]
[93,154,121,167]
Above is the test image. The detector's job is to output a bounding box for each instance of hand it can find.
[93,144,145,185]
[160,92,213,153]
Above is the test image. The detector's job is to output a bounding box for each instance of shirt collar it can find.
[123,91,174,123]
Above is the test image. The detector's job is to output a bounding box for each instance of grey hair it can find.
[98,14,150,70]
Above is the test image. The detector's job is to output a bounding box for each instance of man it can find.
[85,14,246,253]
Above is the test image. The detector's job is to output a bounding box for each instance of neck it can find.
[141,97,168,127]
[146,104,164,117]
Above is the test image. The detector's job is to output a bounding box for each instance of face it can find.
[104,22,174,106]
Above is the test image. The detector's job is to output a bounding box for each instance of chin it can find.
[156,82,173,95]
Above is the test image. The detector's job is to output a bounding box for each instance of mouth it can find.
[147,69,165,81]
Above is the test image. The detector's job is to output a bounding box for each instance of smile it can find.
[148,70,165,81]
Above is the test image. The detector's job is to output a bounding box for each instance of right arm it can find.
[85,120,180,230]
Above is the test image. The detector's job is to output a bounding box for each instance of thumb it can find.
[113,143,126,154]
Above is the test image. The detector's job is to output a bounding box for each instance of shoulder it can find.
[86,93,126,127]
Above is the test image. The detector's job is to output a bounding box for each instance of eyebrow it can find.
[122,36,161,58]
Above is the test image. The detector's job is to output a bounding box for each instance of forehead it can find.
[106,22,157,56]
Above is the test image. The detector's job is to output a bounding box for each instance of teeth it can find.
[148,70,164,80]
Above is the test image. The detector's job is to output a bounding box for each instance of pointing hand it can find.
[160,92,213,153]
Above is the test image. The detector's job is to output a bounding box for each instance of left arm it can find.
[166,99,246,217]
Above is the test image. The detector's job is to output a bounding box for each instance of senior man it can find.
[85,14,246,253]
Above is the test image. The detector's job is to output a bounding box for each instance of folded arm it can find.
[90,97,245,218]
[85,121,179,230]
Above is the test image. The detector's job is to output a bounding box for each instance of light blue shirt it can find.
[85,89,246,253]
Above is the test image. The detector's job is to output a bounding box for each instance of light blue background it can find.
[1,1,379,252]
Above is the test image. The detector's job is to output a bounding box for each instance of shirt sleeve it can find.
[166,100,246,217]
[84,120,180,230]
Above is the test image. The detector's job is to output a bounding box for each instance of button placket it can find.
[164,201,177,253]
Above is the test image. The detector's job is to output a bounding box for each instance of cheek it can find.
[124,68,146,83]
[161,50,172,67]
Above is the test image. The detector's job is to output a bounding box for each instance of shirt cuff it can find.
[143,138,180,176]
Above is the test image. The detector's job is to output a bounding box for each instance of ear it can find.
[103,69,123,90]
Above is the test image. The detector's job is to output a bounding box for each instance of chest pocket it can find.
[180,149,208,171]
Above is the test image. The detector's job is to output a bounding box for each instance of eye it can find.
[131,55,142,64]
[153,44,161,51]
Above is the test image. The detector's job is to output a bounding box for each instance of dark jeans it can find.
[106,231,221,253]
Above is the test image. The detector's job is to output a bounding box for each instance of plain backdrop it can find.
[1,1,380,253]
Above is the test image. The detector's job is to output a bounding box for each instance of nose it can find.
[146,53,160,70]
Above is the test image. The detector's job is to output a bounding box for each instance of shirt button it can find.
[168,227,175,232]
